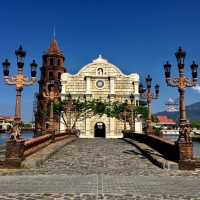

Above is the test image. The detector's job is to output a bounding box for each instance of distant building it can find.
[0,115,14,132]
[157,115,176,127]
[60,55,142,138]
[165,98,178,112]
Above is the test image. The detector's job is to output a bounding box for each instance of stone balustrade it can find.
[123,131,199,170]
[123,131,178,162]
[5,129,77,168]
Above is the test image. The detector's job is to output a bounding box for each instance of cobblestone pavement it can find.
[1,193,200,200]
[21,138,164,176]
[1,194,200,200]
[0,138,200,199]
[0,144,5,160]
[0,175,199,199]
[1,138,199,176]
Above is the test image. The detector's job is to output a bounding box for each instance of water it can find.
[0,131,33,145]
[163,134,200,158]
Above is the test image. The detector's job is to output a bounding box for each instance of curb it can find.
[123,138,178,170]
[21,136,77,168]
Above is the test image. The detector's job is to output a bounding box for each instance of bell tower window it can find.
[50,58,54,65]
[49,72,53,80]
[57,59,60,66]
[58,72,61,79]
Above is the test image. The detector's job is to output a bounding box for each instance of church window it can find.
[58,72,61,79]
[46,123,49,129]
[50,58,54,65]
[97,68,103,76]
[96,80,104,88]
[49,72,53,80]
[57,59,60,66]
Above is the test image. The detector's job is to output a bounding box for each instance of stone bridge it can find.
[0,133,200,199]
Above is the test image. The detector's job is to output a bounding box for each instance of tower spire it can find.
[48,26,60,53]
[53,25,56,40]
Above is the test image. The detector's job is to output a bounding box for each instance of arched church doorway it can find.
[94,122,106,137]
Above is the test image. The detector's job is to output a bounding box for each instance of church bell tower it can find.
[35,39,65,135]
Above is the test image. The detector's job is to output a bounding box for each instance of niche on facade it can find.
[97,68,103,76]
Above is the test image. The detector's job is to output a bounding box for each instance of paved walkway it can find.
[22,138,163,176]
[0,138,200,199]
[0,175,200,199]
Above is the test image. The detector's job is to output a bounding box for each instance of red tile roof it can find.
[157,115,176,125]
[0,115,14,121]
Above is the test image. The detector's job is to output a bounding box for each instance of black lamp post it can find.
[163,47,198,143]
[43,82,60,134]
[2,59,10,76]
[139,75,159,135]
[30,60,37,77]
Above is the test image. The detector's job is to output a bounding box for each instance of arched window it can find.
[97,68,103,75]
[58,72,61,79]
[50,58,54,65]
[49,72,53,80]
[57,59,60,66]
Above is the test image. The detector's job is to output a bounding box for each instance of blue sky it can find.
[1,0,200,121]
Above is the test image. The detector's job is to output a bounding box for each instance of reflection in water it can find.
[163,134,200,158]
[0,131,33,145]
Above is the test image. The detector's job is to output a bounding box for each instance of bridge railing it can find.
[5,128,78,167]
[123,131,179,162]
[123,131,200,170]
[24,134,52,157]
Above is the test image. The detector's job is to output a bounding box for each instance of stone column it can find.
[134,82,139,95]
[60,114,66,133]
[85,76,91,94]
[5,139,25,167]
[109,117,115,138]
[85,117,91,137]
[109,77,115,94]
[178,142,196,170]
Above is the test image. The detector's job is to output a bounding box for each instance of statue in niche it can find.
[97,68,103,76]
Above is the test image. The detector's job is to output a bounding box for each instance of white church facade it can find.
[60,55,142,138]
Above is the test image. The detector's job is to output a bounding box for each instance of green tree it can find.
[54,98,148,129]
[191,120,200,129]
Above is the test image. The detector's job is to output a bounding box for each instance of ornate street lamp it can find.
[2,46,37,140]
[43,82,60,135]
[130,93,135,131]
[139,75,159,135]
[163,47,198,143]
[2,59,10,76]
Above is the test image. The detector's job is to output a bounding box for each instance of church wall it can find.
[60,56,142,138]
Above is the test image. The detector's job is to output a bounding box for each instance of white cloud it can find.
[192,84,200,93]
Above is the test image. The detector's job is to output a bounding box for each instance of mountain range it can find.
[155,101,200,121]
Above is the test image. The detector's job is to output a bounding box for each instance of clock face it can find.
[96,80,104,88]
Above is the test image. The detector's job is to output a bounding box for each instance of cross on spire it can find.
[53,25,56,40]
